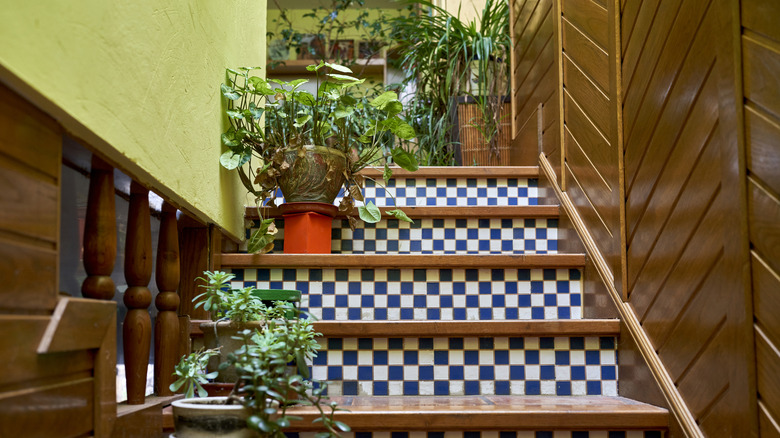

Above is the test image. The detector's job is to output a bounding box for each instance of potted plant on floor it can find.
[172,280,347,437]
[219,61,418,254]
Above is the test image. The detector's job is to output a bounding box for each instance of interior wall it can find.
[740,1,780,435]
[0,1,267,241]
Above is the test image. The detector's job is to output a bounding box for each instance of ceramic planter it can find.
[279,202,338,254]
[171,396,253,438]
[278,145,347,204]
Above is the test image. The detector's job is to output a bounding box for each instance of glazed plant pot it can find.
[279,202,339,254]
[278,145,347,204]
[171,396,253,438]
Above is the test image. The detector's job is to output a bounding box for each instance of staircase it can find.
[220,167,668,437]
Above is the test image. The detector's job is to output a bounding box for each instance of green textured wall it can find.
[0,1,266,240]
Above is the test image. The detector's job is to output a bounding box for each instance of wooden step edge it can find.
[312,319,620,338]
[220,253,586,269]
[117,394,184,417]
[286,395,669,431]
[188,319,619,339]
[359,166,540,178]
[245,205,560,220]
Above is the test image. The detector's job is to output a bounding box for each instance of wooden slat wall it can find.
[510,0,558,170]
[0,83,97,437]
[620,0,755,435]
[559,0,623,286]
[742,0,780,435]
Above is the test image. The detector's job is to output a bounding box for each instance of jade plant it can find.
[220,62,418,253]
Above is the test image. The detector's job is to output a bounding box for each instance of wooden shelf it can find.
[267,58,386,76]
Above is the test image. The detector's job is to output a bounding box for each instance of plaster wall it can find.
[0,0,267,240]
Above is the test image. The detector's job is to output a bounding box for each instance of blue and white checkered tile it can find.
[270,177,540,207]
[309,336,617,396]
[229,268,582,321]
[256,218,559,255]
[286,432,662,438]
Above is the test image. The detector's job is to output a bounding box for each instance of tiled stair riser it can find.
[310,336,617,397]
[253,218,559,255]
[228,268,582,321]
[286,432,662,438]
[272,177,539,207]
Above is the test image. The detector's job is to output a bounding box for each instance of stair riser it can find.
[272,177,539,207]
[287,432,663,438]
[311,336,617,397]
[228,268,582,321]
[255,218,559,255]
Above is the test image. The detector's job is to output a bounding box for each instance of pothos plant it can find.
[220,61,418,253]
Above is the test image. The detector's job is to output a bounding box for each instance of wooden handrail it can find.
[123,181,153,405]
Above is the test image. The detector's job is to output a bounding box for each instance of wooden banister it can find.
[154,201,181,396]
[123,181,153,404]
[81,156,117,301]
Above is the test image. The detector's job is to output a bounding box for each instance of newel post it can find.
[154,201,181,396]
[123,181,153,404]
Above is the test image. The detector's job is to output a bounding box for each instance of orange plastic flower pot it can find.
[280,202,338,254]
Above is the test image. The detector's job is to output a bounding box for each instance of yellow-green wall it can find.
[0,1,266,241]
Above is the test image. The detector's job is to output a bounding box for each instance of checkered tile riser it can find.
[271,177,540,207]
[255,218,559,255]
[287,432,662,438]
[228,268,582,321]
[310,336,617,396]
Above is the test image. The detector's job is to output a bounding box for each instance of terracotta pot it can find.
[199,321,264,383]
[171,396,253,438]
[278,145,347,204]
[279,202,339,254]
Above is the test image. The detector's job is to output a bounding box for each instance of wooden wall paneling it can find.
[560,0,608,49]
[748,180,780,275]
[741,0,780,43]
[562,17,610,93]
[627,134,721,320]
[753,253,780,350]
[513,104,541,166]
[621,0,663,97]
[0,239,58,311]
[564,129,616,236]
[0,158,58,244]
[563,163,614,256]
[625,68,719,295]
[564,93,616,197]
[513,0,555,132]
[745,106,780,195]
[623,0,708,180]
[759,402,780,438]
[756,328,780,430]
[619,0,642,59]
[562,56,611,138]
[0,376,94,438]
[178,224,211,320]
[743,35,780,117]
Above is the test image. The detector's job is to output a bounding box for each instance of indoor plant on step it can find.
[171,274,347,437]
[219,61,418,254]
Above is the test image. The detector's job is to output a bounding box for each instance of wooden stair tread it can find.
[246,205,560,220]
[312,320,620,337]
[188,319,620,339]
[287,395,668,430]
[219,253,586,269]
[360,166,540,178]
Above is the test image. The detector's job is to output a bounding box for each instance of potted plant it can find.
[219,61,418,254]
[171,294,347,437]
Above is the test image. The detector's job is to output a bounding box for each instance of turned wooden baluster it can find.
[123,181,153,404]
[154,201,180,396]
[82,156,117,301]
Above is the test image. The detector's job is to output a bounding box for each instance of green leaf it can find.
[391,147,419,171]
[169,379,185,392]
[248,102,264,119]
[387,209,413,223]
[220,150,249,170]
[327,73,362,83]
[391,120,416,140]
[325,62,353,73]
[383,100,403,117]
[247,228,275,254]
[249,76,276,95]
[221,129,242,147]
[334,105,354,119]
[294,91,316,106]
[369,90,398,109]
[358,201,382,223]
[226,109,244,120]
[294,114,312,128]
[334,421,352,432]
[221,83,240,100]
[383,164,392,184]
[288,78,309,90]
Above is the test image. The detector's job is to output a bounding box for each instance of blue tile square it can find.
[313,351,328,365]
[362,295,374,308]
[479,308,492,319]
[479,282,492,294]
[495,380,510,395]
[374,351,388,365]
[556,381,571,395]
[558,307,571,319]
[556,281,570,293]
[525,350,540,364]
[401,282,413,294]
[343,381,358,396]
[449,365,464,380]
[400,308,414,320]
[492,295,505,307]
[358,366,373,380]
[531,282,543,293]
[308,295,322,307]
[388,295,401,307]
[505,308,519,319]
[602,366,616,380]
[454,308,467,320]
[518,295,531,307]
[434,350,449,365]
[540,365,555,380]
[464,380,480,395]
[555,351,570,365]
[540,337,555,349]
[348,308,361,320]
[464,350,479,365]
[544,294,557,306]
[510,365,525,380]
[587,381,602,395]
[419,365,434,380]
[403,381,419,395]
[434,380,450,395]
[374,308,388,320]
[373,381,389,396]
[571,366,586,380]
[343,351,358,365]
[323,283,335,294]
[404,351,419,365]
[322,308,335,320]
[440,296,453,307]
[328,367,342,380]
[586,351,601,365]
[526,381,541,395]
[531,307,544,319]
[479,366,495,380]
[466,296,479,307]
[389,365,404,380]
[453,283,466,294]
[427,308,441,319]
[335,295,348,307]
